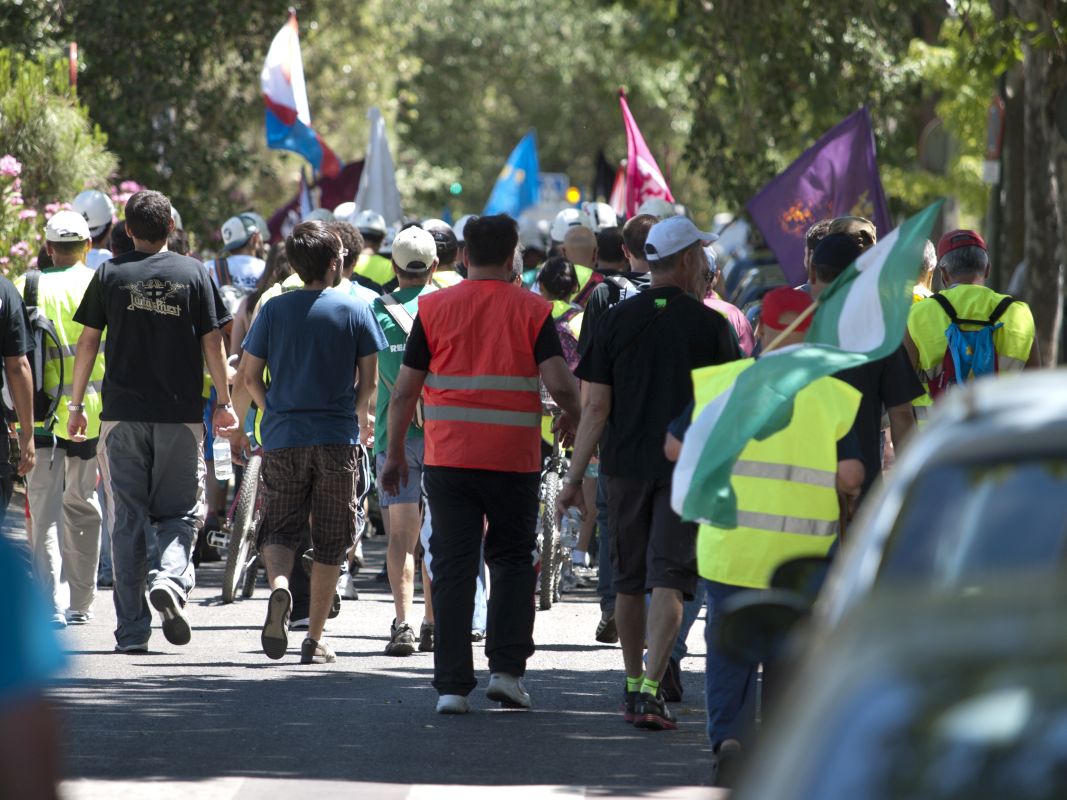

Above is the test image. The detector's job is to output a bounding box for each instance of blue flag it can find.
[484,131,540,217]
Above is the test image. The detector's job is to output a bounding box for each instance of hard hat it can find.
[333,201,357,221]
[420,218,451,233]
[72,189,115,237]
[304,208,335,223]
[550,207,593,243]
[518,219,547,253]
[637,197,677,220]
[170,206,184,231]
[581,201,619,232]
[353,209,388,237]
[452,214,475,243]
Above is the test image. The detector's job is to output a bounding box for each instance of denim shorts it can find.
[375,437,425,507]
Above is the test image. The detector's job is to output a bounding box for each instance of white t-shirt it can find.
[204,254,266,292]
[86,248,113,269]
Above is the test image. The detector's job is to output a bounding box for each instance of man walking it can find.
[68,190,237,653]
[240,220,385,665]
[380,214,581,714]
[19,211,106,627]
[559,216,740,730]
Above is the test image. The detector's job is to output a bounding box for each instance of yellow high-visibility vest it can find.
[354,252,394,288]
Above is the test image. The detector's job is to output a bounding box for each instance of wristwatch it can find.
[67,402,85,412]
[220,403,235,412]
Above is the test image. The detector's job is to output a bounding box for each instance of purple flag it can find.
[747,108,892,286]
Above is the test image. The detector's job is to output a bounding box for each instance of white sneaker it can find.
[436,694,470,715]
[290,617,310,631]
[342,573,360,600]
[50,612,67,630]
[486,673,531,709]
[66,609,94,625]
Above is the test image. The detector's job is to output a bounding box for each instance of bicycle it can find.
[537,407,571,611]
[209,450,263,604]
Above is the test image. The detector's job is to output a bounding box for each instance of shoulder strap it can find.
[215,256,232,287]
[987,296,1017,324]
[381,292,417,336]
[24,270,40,308]
[930,292,958,323]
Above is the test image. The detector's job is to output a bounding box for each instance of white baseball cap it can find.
[550,207,593,243]
[637,197,678,220]
[581,201,618,232]
[354,209,387,237]
[644,216,718,262]
[170,205,184,231]
[333,201,356,221]
[452,214,475,243]
[392,227,438,273]
[45,210,91,243]
[72,189,115,237]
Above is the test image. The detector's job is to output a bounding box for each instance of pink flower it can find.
[9,241,31,258]
[28,257,37,268]
[18,208,37,220]
[119,180,143,193]
[0,257,9,265]
[0,155,22,177]
[45,202,61,214]
[7,193,23,207]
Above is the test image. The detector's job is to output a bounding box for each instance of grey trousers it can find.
[26,445,102,616]
[99,421,206,647]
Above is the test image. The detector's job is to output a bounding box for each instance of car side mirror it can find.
[716,589,810,664]
[770,556,832,602]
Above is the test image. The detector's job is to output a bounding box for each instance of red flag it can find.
[609,165,626,216]
[619,89,674,217]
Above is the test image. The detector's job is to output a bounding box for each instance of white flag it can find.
[354,107,403,226]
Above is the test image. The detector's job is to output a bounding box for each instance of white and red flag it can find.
[619,89,674,217]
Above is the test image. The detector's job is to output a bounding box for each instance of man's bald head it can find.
[561,226,597,268]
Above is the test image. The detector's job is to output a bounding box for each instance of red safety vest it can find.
[418,279,550,473]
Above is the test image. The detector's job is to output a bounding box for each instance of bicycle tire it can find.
[222,454,262,604]
[539,471,561,611]
[240,554,258,598]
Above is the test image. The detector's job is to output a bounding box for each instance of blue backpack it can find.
[929,293,1016,397]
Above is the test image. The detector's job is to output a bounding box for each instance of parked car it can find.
[732,581,1067,800]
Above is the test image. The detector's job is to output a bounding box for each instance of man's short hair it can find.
[804,219,834,255]
[648,240,700,275]
[812,233,864,284]
[110,222,134,257]
[597,227,625,263]
[939,245,988,281]
[285,220,341,284]
[327,220,364,271]
[124,190,171,242]
[827,216,877,252]
[49,239,87,257]
[464,214,518,268]
[622,214,657,258]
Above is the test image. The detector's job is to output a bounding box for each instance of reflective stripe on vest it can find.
[732,459,837,489]
[735,510,837,537]
[424,374,539,392]
[423,405,540,427]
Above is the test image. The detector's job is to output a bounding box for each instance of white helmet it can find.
[333,201,357,222]
[581,201,618,232]
[637,197,677,220]
[353,209,388,237]
[304,208,335,223]
[72,189,115,237]
[452,214,475,243]
[550,207,593,243]
[170,206,183,231]
[518,219,548,253]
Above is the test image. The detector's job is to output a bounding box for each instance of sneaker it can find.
[261,587,292,659]
[436,694,470,715]
[622,687,639,723]
[595,611,618,644]
[633,690,678,731]
[712,740,744,788]
[661,656,684,703]
[290,617,310,631]
[149,584,191,646]
[342,573,360,600]
[385,620,416,657]
[418,620,435,652]
[300,637,336,664]
[114,641,148,654]
[66,609,94,625]
[97,575,114,588]
[50,613,67,629]
[486,673,531,709]
[471,629,485,642]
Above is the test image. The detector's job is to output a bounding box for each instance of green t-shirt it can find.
[372,285,434,455]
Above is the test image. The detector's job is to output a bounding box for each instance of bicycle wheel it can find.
[222,454,262,604]
[539,471,561,611]
[240,554,259,598]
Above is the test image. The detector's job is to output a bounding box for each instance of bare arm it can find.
[4,354,35,475]
[201,329,231,405]
[239,353,268,412]
[379,365,427,495]
[836,458,865,498]
[887,403,916,455]
[66,327,103,442]
[355,353,377,437]
[664,431,682,462]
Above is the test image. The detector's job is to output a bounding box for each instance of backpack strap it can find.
[23,269,39,307]
[987,296,1017,324]
[380,292,418,336]
[931,291,1017,328]
[215,256,232,287]
[929,292,958,323]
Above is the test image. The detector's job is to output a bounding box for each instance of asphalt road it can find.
[19,509,722,799]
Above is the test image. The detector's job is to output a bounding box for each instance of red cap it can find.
[762,287,813,332]
[937,229,987,261]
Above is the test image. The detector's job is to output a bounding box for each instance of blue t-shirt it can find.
[242,289,387,451]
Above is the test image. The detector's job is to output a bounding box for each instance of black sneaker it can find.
[261,587,291,659]
[595,611,619,644]
[661,656,684,703]
[148,584,191,646]
[385,620,416,656]
[633,690,678,731]
[622,686,639,723]
[418,620,435,652]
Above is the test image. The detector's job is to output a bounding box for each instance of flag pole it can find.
[761,300,819,354]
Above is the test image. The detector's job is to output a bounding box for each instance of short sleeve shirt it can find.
[0,276,32,396]
[73,250,223,423]
[576,286,740,480]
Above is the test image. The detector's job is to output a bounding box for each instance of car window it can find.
[877,458,1067,587]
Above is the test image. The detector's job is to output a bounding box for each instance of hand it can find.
[67,410,88,442]
[379,452,408,496]
[555,479,586,518]
[359,420,374,447]
[552,411,578,449]
[229,430,251,466]
[16,431,34,476]
[213,405,239,439]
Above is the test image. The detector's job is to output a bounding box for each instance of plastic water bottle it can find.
[213,438,233,480]
[560,509,582,550]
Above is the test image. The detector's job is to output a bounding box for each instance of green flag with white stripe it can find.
[672,201,942,527]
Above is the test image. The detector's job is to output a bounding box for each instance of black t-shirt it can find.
[834,346,923,496]
[404,314,563,370]
[576,285,740,480]
[73,250,224,423]
[0,276,33,395]
[577,270,652,356]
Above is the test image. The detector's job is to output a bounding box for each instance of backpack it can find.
[928,293,1016,399]
[379,291,433,429]
[555,307,582,371]
[605,274,640,304]
[4,271,64,430]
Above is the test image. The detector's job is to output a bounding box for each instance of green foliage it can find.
[0,49,116,208]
